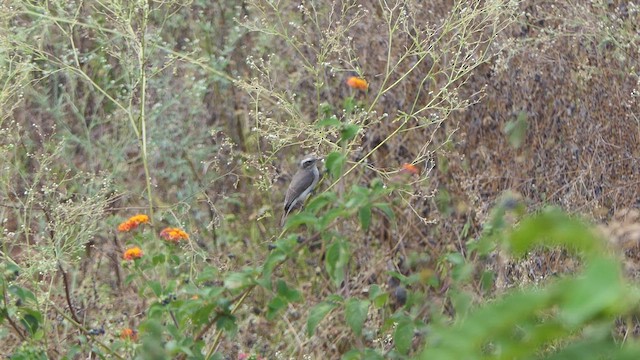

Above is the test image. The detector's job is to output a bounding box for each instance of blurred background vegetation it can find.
[1,0,639,358]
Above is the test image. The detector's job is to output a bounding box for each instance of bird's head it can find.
[299,154,321,169]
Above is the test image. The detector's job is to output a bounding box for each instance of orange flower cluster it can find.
[117,214,150,232]
[400,163,420,176]
[160,227,189,243]
[123,246,143,261]
[346,76,368,91]
[120,328,138,341]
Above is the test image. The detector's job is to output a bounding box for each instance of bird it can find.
[281,154,321,227]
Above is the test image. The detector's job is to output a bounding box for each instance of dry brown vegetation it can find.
[1,0,639,358]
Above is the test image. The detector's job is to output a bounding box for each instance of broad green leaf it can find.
[373,202,394,220]
[361,349,384,360]
[306,192,337,212]
[341,349,384,360]
[358,205,371,231]
[319,208,347,229]
[325,240,350,288]
[315,116,341,128]
[148,281,163,297]
[215,313,237,335]
[394,318,414,355]
[559,258,625,326]
[368,285,389,308]
[266,296,287,320]
[20,309,41,335]
[509,207,603,257]
[190,303,216,326]
[152,253,166,265]
[224,272,254,290]
[546,338,640,360]
[283,213,318,230]
[307,301,339,336]
[345,299,370,336]
[340,124,361,144]
[341,349,361,360]
[450,289,473,320]
[9,285,36,303]
[276,280,302,302]
[260,250,287,289]
[325,152,346,179]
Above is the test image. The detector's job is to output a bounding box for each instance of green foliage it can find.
[420,209,640,359]
[2,0,636,358]
[308,300,340,337]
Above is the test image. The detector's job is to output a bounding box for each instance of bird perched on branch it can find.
[281,154,321,227]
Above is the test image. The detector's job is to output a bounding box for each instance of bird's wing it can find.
[284,169,316,212]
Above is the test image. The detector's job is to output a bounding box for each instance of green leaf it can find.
[215,313,238,335]
[358,205,372,231]
[152,253,166,265]
[394,318,414,355]
[147,281,163,297]
[479,270,495,294]
[276,280,302,302]
[283,213,319,230]
[368,285,389,308]
[20,309,42,336]
[450,289,473,320]
[9,285,36,303]
[260,250,287,289]
[341,349,384,360]
[559,258,625,326]
[266,296,287,320]
[361,349,384,360]
[503,111,528,149]
[373,202,394,220]
[316,116,341,128]
[509,207,603,257]
[191,303,216,326]
[325,152,346,179]
[306,192,337,212]
[325,240,350,288]
[345,299,370,336]
[341,349,361,360]
[318,208,347,229]
[340,124,361,144]
[224,272,254,291]
[307,301,339,336]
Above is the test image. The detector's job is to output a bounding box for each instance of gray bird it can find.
[281,154,321,227]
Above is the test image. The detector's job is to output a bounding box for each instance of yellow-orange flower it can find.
[120,328,138,341]
[160,227,189,243]
[123,246,143,260]
[346,76,368,91]
[400,163,420,176]
[117,214,150,232]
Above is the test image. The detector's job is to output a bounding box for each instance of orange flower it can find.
[346,76,368,91]
[117,222,133,232]
[400,163,420,176]
[160,227,189,243]
[123,246,143,260]
[120,328,138,341]
[117,214,150,232]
